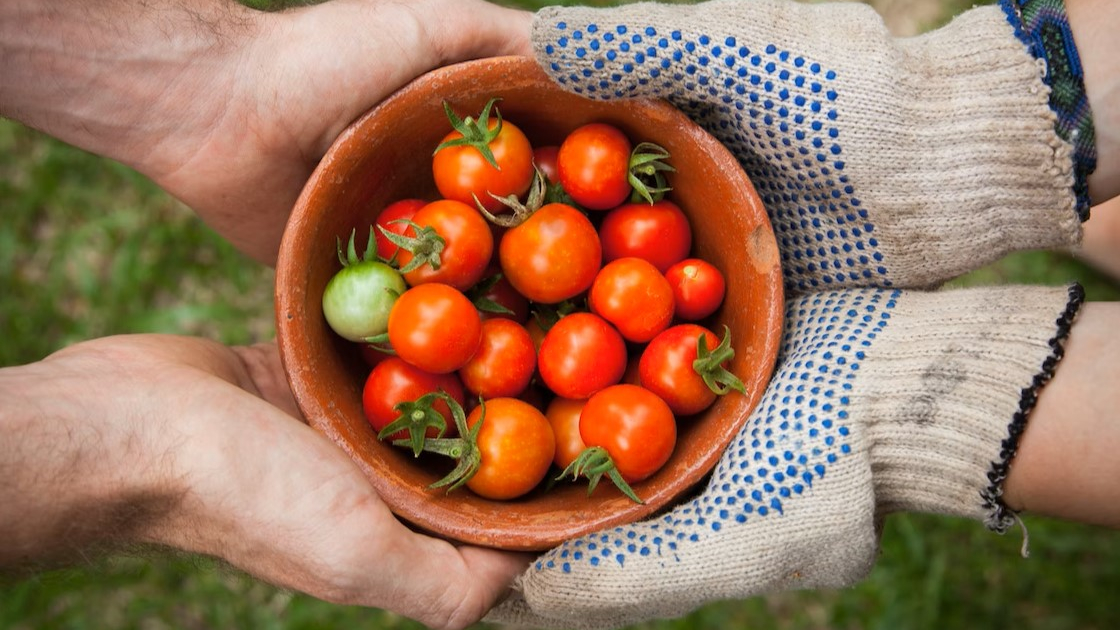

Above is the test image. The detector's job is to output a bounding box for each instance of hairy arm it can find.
[0,0,532,264]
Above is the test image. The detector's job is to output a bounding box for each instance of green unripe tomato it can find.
[322,260,405,341]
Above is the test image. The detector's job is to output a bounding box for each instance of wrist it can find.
[0,344,185,569]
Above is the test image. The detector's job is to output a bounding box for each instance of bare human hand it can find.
[0,0,533,264]
[0,335,530,630]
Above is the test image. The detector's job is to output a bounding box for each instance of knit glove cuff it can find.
[532,0,1083,291]
[861,284,1083,528]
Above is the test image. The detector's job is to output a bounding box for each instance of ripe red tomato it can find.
[599,200,692,273]
[458,318,537,399]
[639,324,723,416]
[665,258,727,321]
[499,203,601,304]
[470,266,530,324]
[359,343,392,368]
[589,257,675,343]
[432,108,534,213]
[580,384,676,483]
[545,396,588,470]
[374,198,425,261]
[538,312,627,399]
[362,356,465,440]
[388,283,482,374]
[533,145,561,184]
[557,122,632,210]
[395,199,493,291]
[465,398,556,500]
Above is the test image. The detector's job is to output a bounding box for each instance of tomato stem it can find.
[627,141,675,205]
[474,167,547,228]
[694,325,747,396]
[378,391,453,456]
[557,446,644,504]
[434,98,505,170]
[337,227,379,267]
[392,394,484,493]
[377,219,446,274]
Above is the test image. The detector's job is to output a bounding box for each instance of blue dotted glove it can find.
[483,1,1093,627]
[532,0,1082,295]
[489,284,1082,629]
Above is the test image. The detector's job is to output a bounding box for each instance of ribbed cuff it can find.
[864,284,1084,530]
[1000,0,1097,218]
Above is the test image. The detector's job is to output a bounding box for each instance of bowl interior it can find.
[275,56,783,551]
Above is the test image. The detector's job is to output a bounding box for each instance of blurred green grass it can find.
[3,0,1119,629]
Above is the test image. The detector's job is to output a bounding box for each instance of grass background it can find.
[3,0,1119,628]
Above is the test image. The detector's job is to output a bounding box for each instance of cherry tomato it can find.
[458,318,537,399]
[665,258,727,321]
[599,200,692,273]
[470,266,530,324]
[362,357,465,440]
[433,108,534,213]
[538,312,626,399]
[321,239,407,342]
[374,198,425,261]
[466,398,556,500]
[396,199,493,291]
[639,324,722,416]
[388,283,482,374]
[499,203,601,304]
[359,343,392,368]
[557,123,632,210]
[533,145,561,184]
[589,257,675,343]
[546,396,588,470]
[580,384,676,483]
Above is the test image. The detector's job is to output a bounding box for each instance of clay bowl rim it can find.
[275,55,783,551]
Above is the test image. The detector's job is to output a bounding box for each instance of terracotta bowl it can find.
[275,56,783,551]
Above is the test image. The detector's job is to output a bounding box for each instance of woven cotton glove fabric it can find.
[532,0,1082,294]
[488,284,1082,629]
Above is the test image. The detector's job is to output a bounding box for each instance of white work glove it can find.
[487,0,1096,627]
[531,0,1086,294]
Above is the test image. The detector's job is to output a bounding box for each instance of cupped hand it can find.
[13,335,530,630]
[134,0,533,265]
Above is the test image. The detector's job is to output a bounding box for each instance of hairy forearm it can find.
[0,351,181,570]
[0,0,258,174]
[1068,0,1120,201]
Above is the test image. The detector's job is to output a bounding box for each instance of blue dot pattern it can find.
[540,21,888,293]
[533,288,899,574]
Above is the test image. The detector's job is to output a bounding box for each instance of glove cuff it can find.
[864,284,1084,530]
[1000,0,1097,218]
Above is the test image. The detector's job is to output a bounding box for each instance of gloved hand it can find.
[531,0,1090,294]
[485,0,1096,627]
[490,283,1082,629]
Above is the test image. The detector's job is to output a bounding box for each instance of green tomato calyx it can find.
[557,446,643,504]
[435,97,505,170]
[377,219,446,274]
[379,391,451,457]
[392,394,482,493]
[694,325,747,396]
[628,142,674,205]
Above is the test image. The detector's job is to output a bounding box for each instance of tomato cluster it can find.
[321,98,745,503]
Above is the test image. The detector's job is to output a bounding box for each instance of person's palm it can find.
[46,334,528,630]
